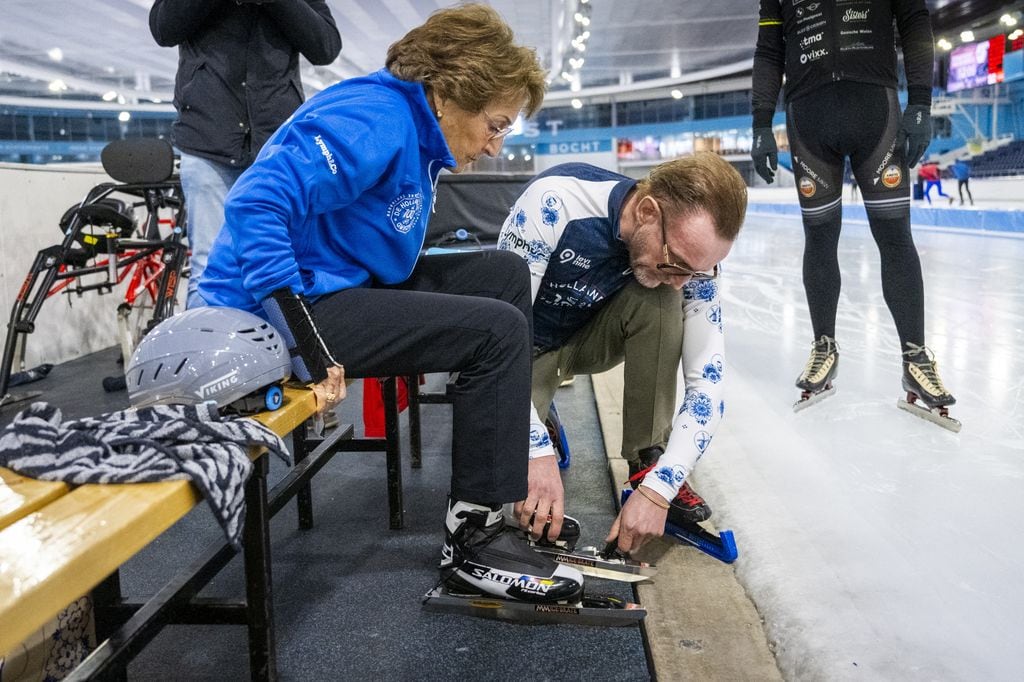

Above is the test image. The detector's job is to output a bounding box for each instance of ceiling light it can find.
[117,95,126,104]
[574,12,584,22]
[671,89,683,99]
[960,30,974,42]
[1010,29,1024,40]
[47,79,67,92]
[571,98,583,109]
[507,153,516,161]
[47,48,63,62]
[570,80,581,92]
[118,111,131,122]
[101,90,117,101]
[580,16,590,26]
[1000,14,1017,26]
[937,38,953,51]
[524,154,532,161]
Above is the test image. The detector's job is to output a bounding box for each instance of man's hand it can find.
[311,364,345,415]
[898,104,932,169]
[514,455,565,542]
[605,485,668,555]
[751,127,778,184]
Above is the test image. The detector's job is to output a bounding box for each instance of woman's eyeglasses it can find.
[653,199,718,280]
[482,110,515,140]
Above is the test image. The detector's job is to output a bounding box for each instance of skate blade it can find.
[0,391,42,410]
[422,587,645,626]
[533,546,657,583]
[793,385,836,412]
[896,398,962,433]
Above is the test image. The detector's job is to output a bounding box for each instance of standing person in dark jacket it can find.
[149,0,342,308]
[749,0,957,426]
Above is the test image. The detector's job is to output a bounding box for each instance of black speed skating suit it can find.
[751,0,934,350]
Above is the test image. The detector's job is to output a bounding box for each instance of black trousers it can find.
[312,250,532,503]
[786,81,925,349]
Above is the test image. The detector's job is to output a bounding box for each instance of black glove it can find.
[898,104,931,169]
[262,287,337,383]
[751,127,778,184]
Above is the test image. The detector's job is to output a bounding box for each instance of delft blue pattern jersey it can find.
[649,275,726,501]
[498,163,727,496]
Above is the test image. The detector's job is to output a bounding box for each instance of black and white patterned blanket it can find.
[0,402,290,549]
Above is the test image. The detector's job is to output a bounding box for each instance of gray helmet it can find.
[127,306,291,410]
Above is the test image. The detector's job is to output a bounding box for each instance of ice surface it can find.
[695,206,1024,680]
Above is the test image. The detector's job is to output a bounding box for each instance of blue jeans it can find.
[179,152,245,309]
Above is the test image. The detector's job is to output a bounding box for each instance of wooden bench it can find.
[0,378,412,681]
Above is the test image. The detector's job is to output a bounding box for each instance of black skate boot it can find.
[794,335,839,410]
[630,446,712,524]
[440,497,584,603]
[898,344,960,432]
[515,514,581,552]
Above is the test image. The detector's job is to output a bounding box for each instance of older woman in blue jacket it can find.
[197,4,585,605]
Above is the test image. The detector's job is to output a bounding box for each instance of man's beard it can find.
[630,262,660,288]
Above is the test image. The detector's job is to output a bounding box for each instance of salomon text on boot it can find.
[897,344,960,432]
[794,335,839,411]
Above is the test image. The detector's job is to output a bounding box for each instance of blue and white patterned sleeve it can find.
[497,181,566,304]
[497,183,564,459]
[641,275,726,500]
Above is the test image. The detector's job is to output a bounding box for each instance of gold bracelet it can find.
[636,486,670,510]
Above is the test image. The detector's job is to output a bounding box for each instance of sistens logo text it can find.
[843,8,869,21]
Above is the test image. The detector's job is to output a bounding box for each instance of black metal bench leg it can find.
[243,454,277,682]
[382,377,404,530]
[407,375,423,469]
[91,570,128,682]
[293,424,315,530]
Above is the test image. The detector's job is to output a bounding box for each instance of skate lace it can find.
[801,336,838,381]
[902,343,949,395]
[674,481,706,510]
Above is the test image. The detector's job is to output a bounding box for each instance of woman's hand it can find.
[311,364,346,415]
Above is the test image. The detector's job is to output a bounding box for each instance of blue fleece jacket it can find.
[197,69,455,313]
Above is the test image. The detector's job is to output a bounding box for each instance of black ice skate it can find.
[897,344,961,433]
[517,514,657,583]
[794,335,839,411]
[424,498,646,625]
[624,450,737,564]
[632,447,712,524]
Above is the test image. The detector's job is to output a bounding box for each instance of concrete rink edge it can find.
[591,366,783,682]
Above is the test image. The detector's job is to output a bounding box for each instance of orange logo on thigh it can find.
[881,165,902,188]
[799,177,816,198]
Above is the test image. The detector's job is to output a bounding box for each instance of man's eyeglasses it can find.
[482,110,515,140]
[654,199,718,280]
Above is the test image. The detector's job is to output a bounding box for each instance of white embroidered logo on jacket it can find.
[388,193,424,233]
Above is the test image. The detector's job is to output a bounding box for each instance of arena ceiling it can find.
[0,0,1015,108]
